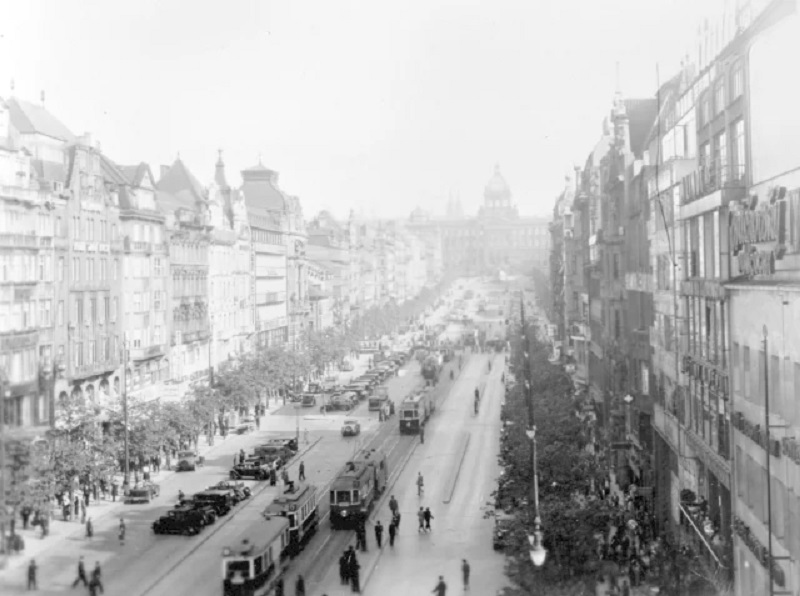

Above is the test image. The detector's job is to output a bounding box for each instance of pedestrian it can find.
[21,506,31,530]
[299,461,305,481]
[392,511,401,529]
[432,575,447,596]
[275,577,284,596]
[81,500,87,525]
[72,556,88,587]
[418,507,425,532]
[339,552,350,584]
[27,559,37,591]
[85,517,93,539]
[92,561,103,592]
[461,559,470,590]
[358,525,368,551]
[119,518,126,545]
[389,495,398,517]
[349,555,361,593]
[92,483,99,502]
[73,496,80,519]
[295,574,306,596]
[374,520,384,548]
[423,507,434,531]
[111,482,118,502]
[270,467,277,486]
[388,521,396,547]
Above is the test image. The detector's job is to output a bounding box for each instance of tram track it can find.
[135,436,324,596]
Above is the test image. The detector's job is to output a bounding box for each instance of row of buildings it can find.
[0,95,442,443]
[548,1,800,594]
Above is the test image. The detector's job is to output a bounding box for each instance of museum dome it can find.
[484,164,511,201]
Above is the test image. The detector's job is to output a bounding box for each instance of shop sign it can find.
[730,200,786,277]
[733,516,786,587]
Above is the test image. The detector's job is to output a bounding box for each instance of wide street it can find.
[315,348,508,596]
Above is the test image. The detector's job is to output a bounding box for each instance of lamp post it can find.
[520,292,546,567]
[121,340,130,489]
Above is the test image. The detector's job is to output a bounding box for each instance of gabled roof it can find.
[625,98,658,158]
[241,163,286,212]
[118,163,155,189]
[99,154,129,186]
[157,158,206,204]
[5,97,74,142]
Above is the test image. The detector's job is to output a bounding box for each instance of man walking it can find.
[424,507,434,531]
[339,552,350,585]
[389,495,398,518]
[388,520,397,547]
[119,518,126,545]
[349,555,361,593]
[91,562,103,593]
[374,520,384,548]
[27,559,37,591]
[71,556,88,587]
[85,517,93,539]
[461,559,470,590]
[111,482,118,502]
[299,461,305,481]
[418,507,426,532]
[432,575,447,596]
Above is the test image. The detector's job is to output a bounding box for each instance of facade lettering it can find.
[729,202,784,254]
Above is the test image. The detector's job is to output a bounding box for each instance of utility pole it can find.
[122,340,130,489]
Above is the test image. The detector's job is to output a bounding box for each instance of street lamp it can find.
[520,292,547,568]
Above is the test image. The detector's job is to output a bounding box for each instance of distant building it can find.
[409,165,550,277]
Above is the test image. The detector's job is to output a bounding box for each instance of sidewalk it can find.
[0,397,285,577]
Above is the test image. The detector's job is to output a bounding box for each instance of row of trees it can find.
[499,325,614,595]
[3,285,446,531]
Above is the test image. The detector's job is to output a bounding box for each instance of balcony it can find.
[129,344,166,361]
[123,237,153,253]
[0,233,40,249]
[681,160,746,205]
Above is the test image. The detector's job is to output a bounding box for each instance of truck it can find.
[368,386,390,411]
[421,355,440,384]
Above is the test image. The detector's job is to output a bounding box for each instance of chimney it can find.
[161,165,170,179]
[574,166,582,193]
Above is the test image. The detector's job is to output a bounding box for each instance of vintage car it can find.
[253,442,293,464]
[231,457,275,481]
[208,481,252,503]
[174,500,217,526]
[259,437,298,453]
[301,393,318,407]
[176,450,201,472]
[324,392,356,412]
[344,383,371,400]
[124,482,160,504]
[192,490,234,516]
[152,509,205,536]
[493,511,516,550]
[341,419,361,437]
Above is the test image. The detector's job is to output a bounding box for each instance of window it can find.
[113,258,119,280]
[86,258,93,282]
[731,61,743,99]
[38,300,51,326]
[73,257,80,282]
[133,293,141,312]
[75,296,84,326]
[732,119,746,179]
[91,298,97,325]
[111,224,117,239]
[104,297,110,323]
[154,257,162,276]
[58,257,65,282]
[154,326,162,345]
[612,254,620,279]
[154,291,162,311]
[700,93,710,127]
[714,79,725,114]
[88,340,96,364]
[113,297,118,321]
[57,300,64,326]
[716,131,727,184]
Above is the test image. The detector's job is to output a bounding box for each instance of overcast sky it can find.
[0,0,717,219]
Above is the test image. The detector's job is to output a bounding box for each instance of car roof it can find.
[343,419,358,424]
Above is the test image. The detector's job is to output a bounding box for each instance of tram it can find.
[329,447,388,529]
[221,516,290,596]
[263,482,318,558]
[399,389,434,434]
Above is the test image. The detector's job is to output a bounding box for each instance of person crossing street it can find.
[423,507,434,531]
[27,559,37,591]
[71,556,88,587]
[418,507,426,532]
[389,495,399,517]
[461,559,470,590]
[374,520,384,547]
[432,575,447,596]
[388,521,397,547]
[299,461,305,481]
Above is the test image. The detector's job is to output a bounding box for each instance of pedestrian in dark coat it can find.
[374,521,384,548]
[119,518,126,545]
[339,552,350,584]
[423,507,434,531]
[21,506,32,530]
[74,496,80,519]
[91,562,103,592]
[27,559,37,590]
[350,557,361,593]
[72,557,88,587]
[270,467,277,486]
[388,522,397,547]
[275,577,284,596]
[392,511,401,529]
[299,461,305,481]
[418,508,425,532]
[461,559,470,590]
[111,483,118,502]
[239,449,245,465]
[85,517,93,539]
[295,574,306,596]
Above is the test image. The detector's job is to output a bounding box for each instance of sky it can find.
[0,0,719,220]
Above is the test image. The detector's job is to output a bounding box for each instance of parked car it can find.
[208,481,252,502]
[260,437,298,453]
[176,450,201,472]
[301,393,318,407]
[152,509,205,536]
[341,419,361,437]
[192,490,234,516]
[174,501,217,526]
[324,393,356,412]
[124,482,160,504]
[230,457,274,481]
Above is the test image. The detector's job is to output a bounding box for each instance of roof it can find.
[117,162,155,188]
[31,159,67,185]
[624,98,658,157]
[99,154,129,186]
[5,97,74,141]
[240,163,286,212]
[157,158,206,204]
